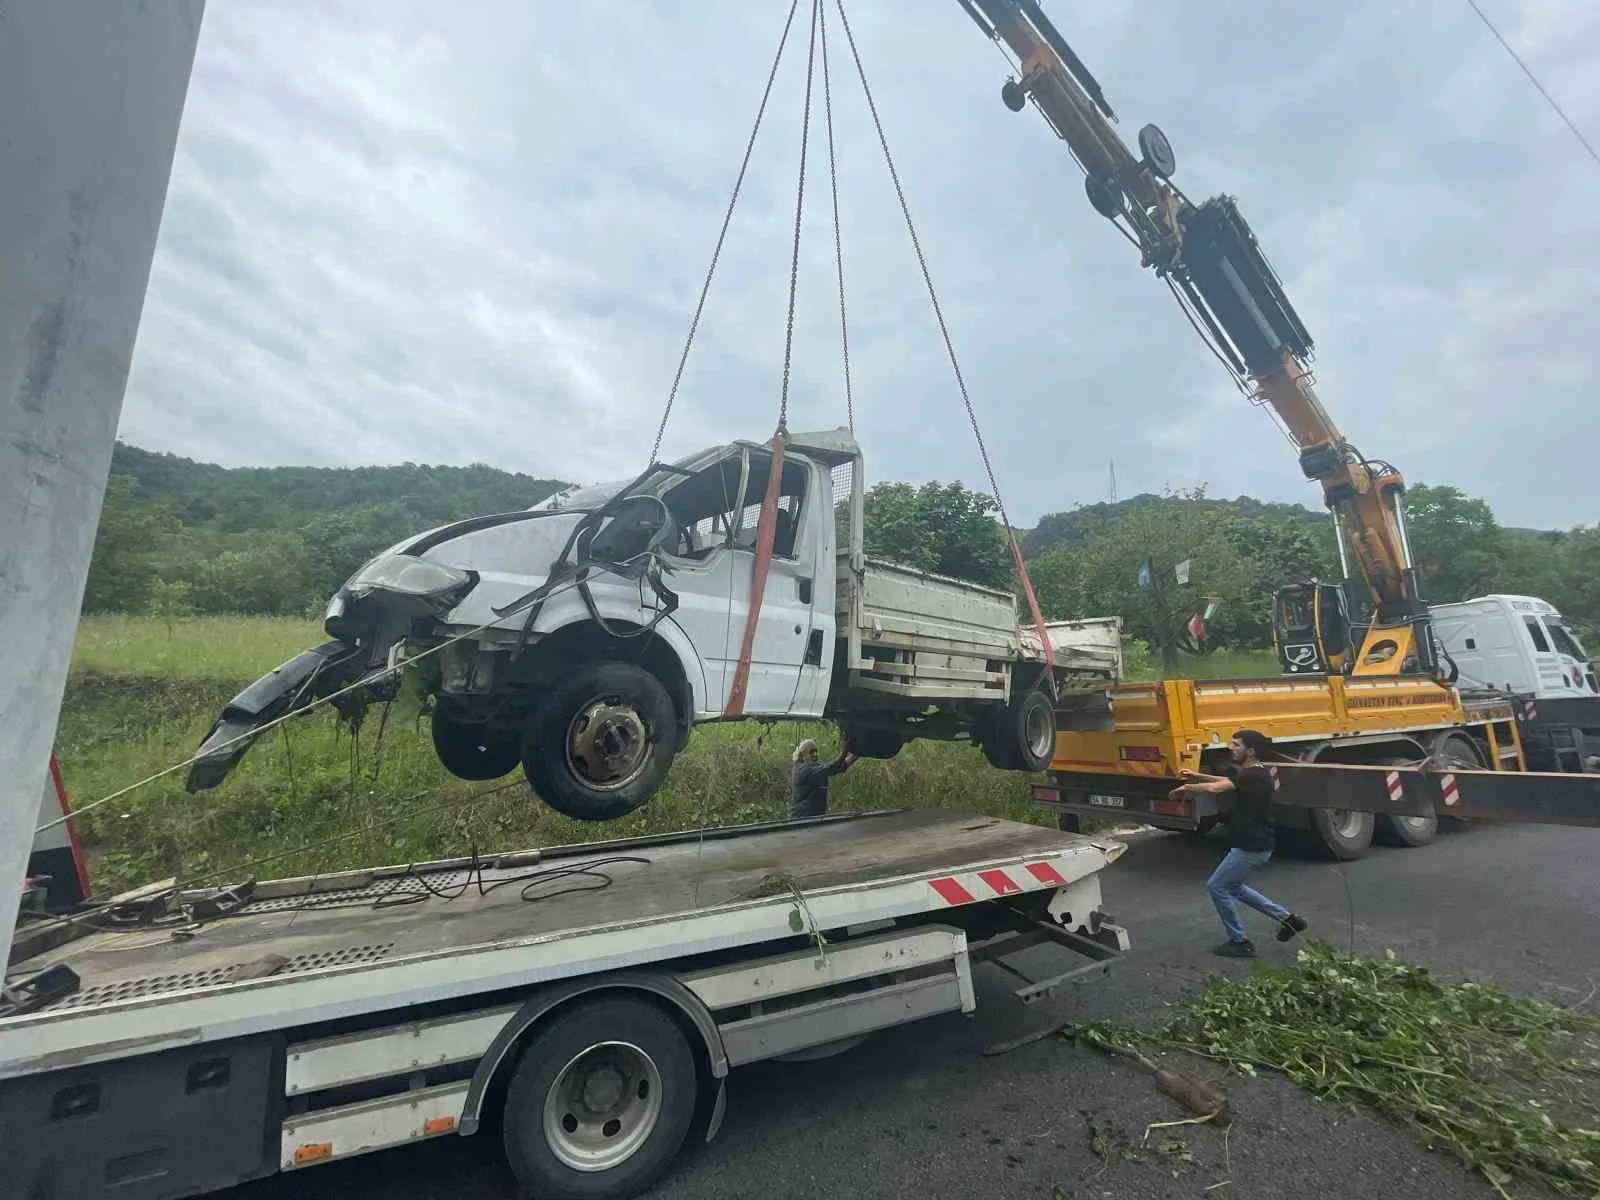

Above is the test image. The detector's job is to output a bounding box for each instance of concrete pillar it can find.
[1,1,205,966]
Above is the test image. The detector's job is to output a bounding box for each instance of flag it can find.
[1137,559,1151,589]
[1203,596,1221,619]
[1187,612,1206,641]
[1175,559,1191,585]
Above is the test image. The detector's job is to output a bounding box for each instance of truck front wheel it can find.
[432,708,520,781]
[501,995,699,1200]
[524,662,677,822]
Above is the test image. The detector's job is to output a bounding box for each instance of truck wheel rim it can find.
[565,698,651,791]
[1330,810,1366,839]
[1024,703,1053,760]
[543,1040,664,1172]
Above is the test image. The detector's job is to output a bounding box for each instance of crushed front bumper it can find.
[184,640,370,792]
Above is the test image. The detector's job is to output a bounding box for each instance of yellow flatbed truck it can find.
[1035,676,1531,858]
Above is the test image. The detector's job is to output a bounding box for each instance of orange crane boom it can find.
[956,0,1441,680]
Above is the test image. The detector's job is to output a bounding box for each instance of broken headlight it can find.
[343,554,475,602]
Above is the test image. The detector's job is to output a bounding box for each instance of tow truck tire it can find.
[983,687,1056,773]
[501,995,698,1200]
[525,662,677,823]
[1307,807,1375,861]
[432,709,521,781]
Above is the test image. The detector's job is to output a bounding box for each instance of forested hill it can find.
[109,443,567,534]
[85,444,1596,657]
[86,443,570,617]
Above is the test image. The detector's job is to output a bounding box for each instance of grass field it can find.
[57,615,1278,895]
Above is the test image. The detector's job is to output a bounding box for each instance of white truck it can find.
[184,428,1124,822]
[1430,593,1600,772]
[1,808,1130,1200]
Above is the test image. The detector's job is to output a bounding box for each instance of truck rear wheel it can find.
[1374,754,1438,848]
[501,995,698,1200]
[982,687,1056,772]
[1307,807,1375,861]
[524,662,677,822]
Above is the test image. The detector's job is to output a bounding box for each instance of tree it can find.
[1402,484,1504,604]
[81,475,182,613]
[859,481,1012,590]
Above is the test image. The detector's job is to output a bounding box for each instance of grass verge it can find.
[1072,942,1600,1199]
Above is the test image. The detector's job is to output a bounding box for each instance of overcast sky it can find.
[118,1,1598,531]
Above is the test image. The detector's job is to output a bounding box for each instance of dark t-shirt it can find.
[793,756,848,818]
[1225,764,1276,852]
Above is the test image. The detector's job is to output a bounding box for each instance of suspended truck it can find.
[955,0,1600,858]
[184,429,1124,823]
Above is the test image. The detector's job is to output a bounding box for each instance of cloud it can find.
[119,0,1600,531]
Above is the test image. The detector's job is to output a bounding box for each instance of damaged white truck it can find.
[186,428,1121,821]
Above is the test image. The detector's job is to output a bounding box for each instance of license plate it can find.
[1087,794,1125,808]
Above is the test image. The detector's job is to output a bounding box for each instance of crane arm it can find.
[958,0,1436,676]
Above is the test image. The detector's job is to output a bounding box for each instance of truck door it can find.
[724,447,818,715]
[1519,613,1570,695]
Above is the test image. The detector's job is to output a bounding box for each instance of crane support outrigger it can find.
[958,0,1433,680]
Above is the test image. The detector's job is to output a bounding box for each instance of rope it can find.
[819,0,855,432]
[829,0,1055,675]
[776,0,822,437]
[649,0,804,463]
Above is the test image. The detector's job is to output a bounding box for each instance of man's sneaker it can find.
[1276,914,1309,943]
[1213,939,1256,958]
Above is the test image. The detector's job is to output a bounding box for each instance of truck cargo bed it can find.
[1,809,1123,1078]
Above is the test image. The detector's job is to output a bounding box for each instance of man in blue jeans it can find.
[1170,729,1309,958]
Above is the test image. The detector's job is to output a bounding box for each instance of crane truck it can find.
[955,0,1600,858]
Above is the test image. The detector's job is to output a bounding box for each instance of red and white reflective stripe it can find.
[928,858,1069,906]
[1385,771,1404,803]
[1439,772,1460,808]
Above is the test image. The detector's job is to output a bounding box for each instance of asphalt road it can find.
[225,818,1600,1200]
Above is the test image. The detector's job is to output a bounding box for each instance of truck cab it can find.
[1429,595,1597,700]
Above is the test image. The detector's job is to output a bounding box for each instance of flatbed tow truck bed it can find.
[1,808,1129,1200]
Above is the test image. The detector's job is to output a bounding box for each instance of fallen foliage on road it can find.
[1068,942,1600,1199]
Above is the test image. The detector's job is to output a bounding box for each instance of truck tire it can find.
[501,995,698,1200]
[432,709,520,781]
[1373,753,1437,848]
[1307,807,1375,861]
[982,687,1056,773]
[524,662,677,822]
[842,719,904,760]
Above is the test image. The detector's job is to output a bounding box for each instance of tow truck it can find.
[955,0,1600,857]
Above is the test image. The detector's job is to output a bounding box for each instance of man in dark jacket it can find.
[1169,728,1309,958]
[791,733,857,819]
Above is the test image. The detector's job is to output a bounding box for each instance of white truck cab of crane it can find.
[1430,595,1597,700]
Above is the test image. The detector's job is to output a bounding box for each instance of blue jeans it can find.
[1207,847,1290,943]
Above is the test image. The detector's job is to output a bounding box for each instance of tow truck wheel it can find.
[501,996,698,1200]
[525,662,677,822]
[431,709,521,781]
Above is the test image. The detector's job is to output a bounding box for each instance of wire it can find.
[649,0,804,463]
[1463,0,1600,169]
[776,0,822,437]
[818,0,856,433]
